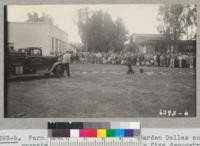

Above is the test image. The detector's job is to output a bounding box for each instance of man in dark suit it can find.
[126,52,134,74]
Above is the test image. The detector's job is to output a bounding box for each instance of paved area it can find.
[6,64,196,118]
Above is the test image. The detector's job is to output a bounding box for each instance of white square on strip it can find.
[129,122,140,129]
[70,129,79,137]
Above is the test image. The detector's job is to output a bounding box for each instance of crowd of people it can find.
[70,51,196,69]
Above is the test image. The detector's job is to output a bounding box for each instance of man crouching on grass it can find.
[62,51,71,77]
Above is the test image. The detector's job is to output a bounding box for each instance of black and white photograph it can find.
[5,4,196,118]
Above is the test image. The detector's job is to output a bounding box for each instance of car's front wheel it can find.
[53,64,64,78]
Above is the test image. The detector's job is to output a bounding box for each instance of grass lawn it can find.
[6,64,196,118]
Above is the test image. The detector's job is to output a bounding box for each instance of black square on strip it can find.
[52,129,70,137]
[69,122,84,129]
[48,122,56,129]
[55,122,70,129]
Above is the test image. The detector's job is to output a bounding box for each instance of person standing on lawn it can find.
[169,52,175,68]
[62,51,71,77]
[126,52,134,74]
[178,52,183,68]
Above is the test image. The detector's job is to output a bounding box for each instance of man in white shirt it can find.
[62,51,71,77]
[169,53,175,68]
[178,52,183,68]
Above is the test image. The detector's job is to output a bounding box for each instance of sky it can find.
[7,5,160,43]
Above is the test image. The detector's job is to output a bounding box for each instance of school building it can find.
[8,22,68,56]
[130,33,196,54]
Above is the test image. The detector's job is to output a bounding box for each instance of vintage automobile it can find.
[8,47,64,78]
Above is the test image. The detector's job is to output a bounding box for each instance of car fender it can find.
[48,61,63,73]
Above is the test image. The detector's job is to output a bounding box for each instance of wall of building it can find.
[8,22,68,56]
[129,34,163,54]
[8,22,49,55]
[49,24,68,55]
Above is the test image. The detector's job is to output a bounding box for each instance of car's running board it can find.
[8,73,49,81]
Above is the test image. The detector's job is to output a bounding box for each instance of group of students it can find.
[61,50,195,77]
[149,52,195,69]
[71,51,195,69]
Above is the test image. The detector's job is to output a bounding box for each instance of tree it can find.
[102,12,117,52]
[26,12,54,24]
[77,8,90,51]
[157,5,184,41]
[112,18,128,52]
[77,8,128,53]
[157,4,197,40]
[182,5,197,39]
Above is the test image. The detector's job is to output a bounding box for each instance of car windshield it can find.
[30,49,42,56]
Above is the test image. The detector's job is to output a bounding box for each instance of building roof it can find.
[132,33,164,42]
[133,33,163,37]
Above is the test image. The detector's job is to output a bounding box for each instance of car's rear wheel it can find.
[53,65,64,78]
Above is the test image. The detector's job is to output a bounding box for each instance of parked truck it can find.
[8,47,65,78]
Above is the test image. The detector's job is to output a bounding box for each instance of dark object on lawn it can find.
[140,68,144,73]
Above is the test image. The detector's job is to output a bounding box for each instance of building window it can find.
[52,38,54,54]
[59,40,61,53]
[61,41,63,53]
[55,39,58,54]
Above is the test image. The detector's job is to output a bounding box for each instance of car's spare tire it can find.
[53,64,64,77]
